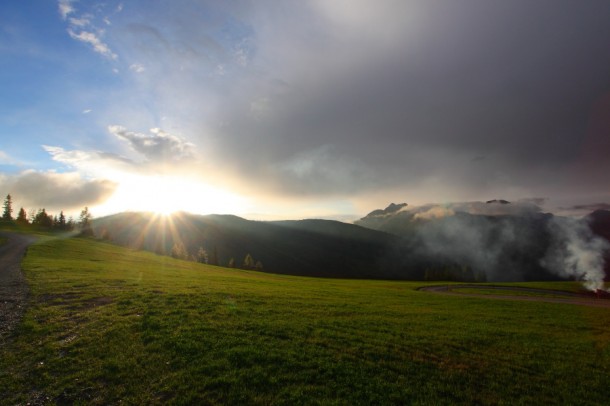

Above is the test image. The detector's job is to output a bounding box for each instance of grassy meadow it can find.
[1,236,610,404]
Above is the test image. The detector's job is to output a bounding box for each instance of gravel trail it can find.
[0,232,36,345]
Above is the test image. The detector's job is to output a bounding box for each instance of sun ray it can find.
[97,174,248,218]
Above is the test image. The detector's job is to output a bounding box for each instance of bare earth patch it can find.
[0,232,36,346]
[418,284,610,308]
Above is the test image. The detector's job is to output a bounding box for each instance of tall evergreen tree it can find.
[32,208,53,228]
[16,207,28,225]
[58,211,66,230]
[2,194,13,221]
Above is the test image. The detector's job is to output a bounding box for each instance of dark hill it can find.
[92,207,610,283]
[92,212,403,279]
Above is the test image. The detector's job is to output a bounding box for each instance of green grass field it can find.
[1,236,609,404]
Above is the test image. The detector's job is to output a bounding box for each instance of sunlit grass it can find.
[1,236,609,404]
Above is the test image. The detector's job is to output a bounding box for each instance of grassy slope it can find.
[1,237,609,404]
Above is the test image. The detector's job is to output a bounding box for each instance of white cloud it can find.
[68,29,118,60]
[82,109,92,114]
[69,16,90,27]
[44,145,90,164]
[58,0,75,20]
[129,63,145,73]
[405,200,543,219]
[0,150,29,167]
[43,145,136,180]
[0,150,16,165]
[108,125,196,162]
[59,2,119,61]
[414,206,456,220]
[234,47,248,67]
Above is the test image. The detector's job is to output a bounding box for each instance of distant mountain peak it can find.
[486,199,510,204]
[364,202,407,218]
[385,203,407,213]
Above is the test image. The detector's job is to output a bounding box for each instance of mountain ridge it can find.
[93,212,402,279]
[91,206,610,284]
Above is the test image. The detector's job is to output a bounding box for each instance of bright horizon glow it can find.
[94,174,249,217]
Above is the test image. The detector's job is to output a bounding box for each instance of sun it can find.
[98,174,248,216]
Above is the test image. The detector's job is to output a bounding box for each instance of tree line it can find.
[1,194,93,235]
[169,241,263,271]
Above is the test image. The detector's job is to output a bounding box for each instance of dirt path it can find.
[418,284,610,308]
[0,232,36,345]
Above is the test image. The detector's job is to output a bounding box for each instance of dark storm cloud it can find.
[71,0,610,206]
[200,0,610,198]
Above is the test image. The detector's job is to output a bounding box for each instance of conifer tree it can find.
[33,208,53,228]
[16,207,28,225]
[58,211,66,230]
[2,194,13,221]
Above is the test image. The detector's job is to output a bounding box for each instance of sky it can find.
[1,0,610,221]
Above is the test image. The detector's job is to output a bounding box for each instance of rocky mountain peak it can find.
[364,202,407,218]
[486,199,510,204]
